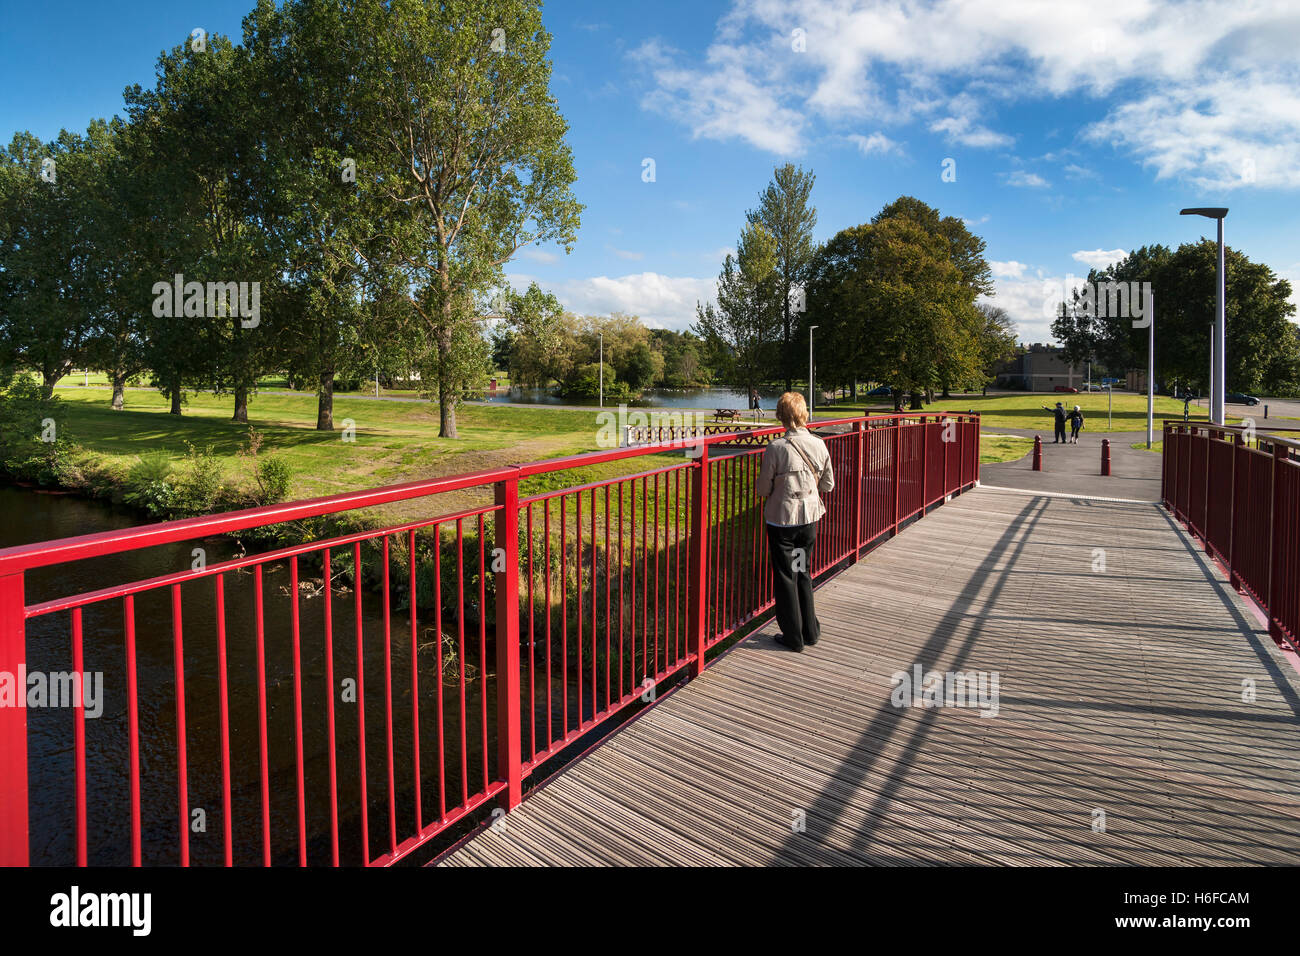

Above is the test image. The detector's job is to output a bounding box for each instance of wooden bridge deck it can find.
[441,487,1300,866]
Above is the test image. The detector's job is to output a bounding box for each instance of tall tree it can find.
[747,164,818,390]
[807,217,981,410]
[342,0,582,438]
[125,33,275,422]
[501,281,566,387]
[0,129,99,398]
[1051,242,1297,395]
[246,0,390,431]
[693,222,781,395]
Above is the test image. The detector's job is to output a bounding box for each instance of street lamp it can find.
[1146,291,1155,448]
[1180,207,1228,425]
[598,331,604,408]
[808,325,819,413]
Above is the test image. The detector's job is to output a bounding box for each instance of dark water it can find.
[480,386,788,409]
[5,486,500,866]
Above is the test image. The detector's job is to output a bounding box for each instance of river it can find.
[4,486,502,866]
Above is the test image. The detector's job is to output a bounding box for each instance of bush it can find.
[256,455,292,505]
[122,451,176,517]
[0,374,78,486]
[172,442,227,516]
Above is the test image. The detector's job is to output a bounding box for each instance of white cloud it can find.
[607,245,645,261]
[1072,248,1128,270]
[1006,170,1050,188]
[519,247,559,265]
[989,260,1028,279]
[632,0,1300,190]
[847,132,901,156]
[507,271,717,330]
[633,38,806,154]
[930,115,1013,149]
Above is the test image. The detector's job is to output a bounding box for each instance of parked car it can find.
[1082,382,1103,391]
[1226,392,1261,406]
[866,385,893,397]
[1053,385,1078,393]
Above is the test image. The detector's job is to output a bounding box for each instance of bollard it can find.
[1101,438,1111,476]
[1265,404,1269,419]
[1032,435,1042,471]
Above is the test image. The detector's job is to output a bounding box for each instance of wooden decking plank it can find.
[441,488,1300,866]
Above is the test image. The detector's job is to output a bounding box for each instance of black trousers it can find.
[766,522,820,649]
[1054,421,1066,442]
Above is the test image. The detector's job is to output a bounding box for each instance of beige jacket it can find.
[756,427,835,526]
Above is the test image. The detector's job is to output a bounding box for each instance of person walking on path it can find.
[1068,405,1085,443]
[756,391,835,652]
[1042,401,1068,443]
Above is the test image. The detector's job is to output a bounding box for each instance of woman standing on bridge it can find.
[756,392,835,652]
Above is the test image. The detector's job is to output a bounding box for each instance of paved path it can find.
[980,431,1163,500]
[441,487,1300,865]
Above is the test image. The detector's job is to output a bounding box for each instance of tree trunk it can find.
[111,371,126,410]
[40,364,60,400]
[169,383,182,415]
[232,385,249,423]
[909,390,924,410]
[436,301,458,437]
[439,381,458,438]
[317,370,335,430]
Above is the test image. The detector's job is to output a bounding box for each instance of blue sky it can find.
[5,0,1299,345]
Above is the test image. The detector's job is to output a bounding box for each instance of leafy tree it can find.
[693,222,781,395]
[501,282,566,386]
[974,303,1018,391]
[125,33,275,421]
[343,0,582,438]
[746,164,818,390]
[1051,242,1297,395]
[0,129,99,398]
[807,217,981,410]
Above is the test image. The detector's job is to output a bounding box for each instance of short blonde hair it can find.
[776,391,808,429]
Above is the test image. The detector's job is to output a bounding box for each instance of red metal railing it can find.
[0,411,978,866]
[1162,420,1300,653]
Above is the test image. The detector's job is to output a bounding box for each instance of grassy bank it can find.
[13,383,1036,530]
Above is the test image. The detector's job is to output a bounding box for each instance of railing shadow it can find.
[770,496,1049,863]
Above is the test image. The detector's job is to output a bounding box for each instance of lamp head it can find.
[1180,207,1228,219]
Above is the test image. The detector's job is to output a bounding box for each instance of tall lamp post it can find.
[1180,207,1228,425]
[808,325,819,414]
[598,331,604,408]
[1146,291,1155,448]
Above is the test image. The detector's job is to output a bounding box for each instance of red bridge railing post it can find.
[0,570,28,866]
[1267,442,1287,644]
[494,470,522,811]
[891,421,902,533]
[1228,431,1242,590]
[688,443,711,678]
[851,420,864,556]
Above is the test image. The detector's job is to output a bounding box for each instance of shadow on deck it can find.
[441,487,1300,866]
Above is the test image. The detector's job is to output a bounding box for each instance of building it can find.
[992,345,1080,391]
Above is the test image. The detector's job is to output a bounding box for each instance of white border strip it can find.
[976,484,1158,505]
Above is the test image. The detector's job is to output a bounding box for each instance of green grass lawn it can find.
[980,433,1036,464]
[48,383,1033,523]
[820,391,1230,433]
